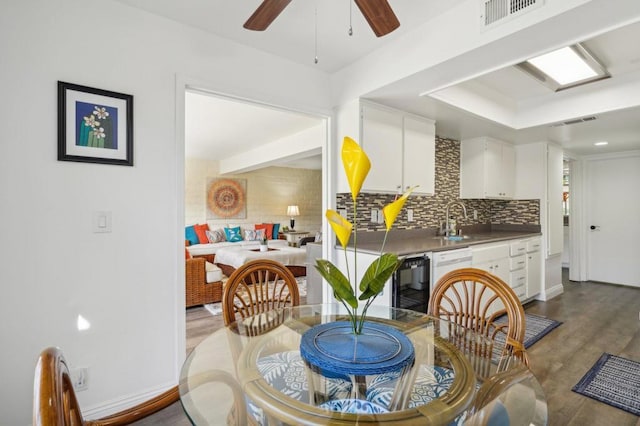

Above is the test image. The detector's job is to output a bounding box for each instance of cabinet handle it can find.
[518,248,525,252]
[518,261,525,266]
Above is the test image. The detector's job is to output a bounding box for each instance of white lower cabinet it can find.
[472,243,510,283]
[473,238,542,304]
[471,243,510,316]
[526,245,542,298]
[508,236,543,301]
[333,250,392,308]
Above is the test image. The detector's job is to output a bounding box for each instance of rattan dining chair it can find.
[33,347,178,426]
[363,268,530,413]
[428,267,529,369]
[222,259,300,328]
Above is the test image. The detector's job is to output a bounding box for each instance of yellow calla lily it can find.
[326,209,353,248]
[341,136,371,201]
[382,186,417,231]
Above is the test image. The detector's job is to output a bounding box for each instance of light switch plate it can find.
[92,211,112,233]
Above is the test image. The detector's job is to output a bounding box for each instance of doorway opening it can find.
[179,84,330,358]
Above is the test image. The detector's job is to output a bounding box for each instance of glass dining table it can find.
[179,304,547,425]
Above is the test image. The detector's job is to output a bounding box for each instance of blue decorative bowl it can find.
[299,321,415,377]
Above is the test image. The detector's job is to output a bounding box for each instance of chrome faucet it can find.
[445,201,468,236]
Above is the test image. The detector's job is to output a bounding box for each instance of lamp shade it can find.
[287,205,300,217]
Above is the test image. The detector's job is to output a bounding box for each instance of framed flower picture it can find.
[58,81,133,166]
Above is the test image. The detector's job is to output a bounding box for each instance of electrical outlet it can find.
[338,209,347,218]
[473,209,478,220]
[70,367,89,392]
[371,209,378,222]
[407,209,414,222]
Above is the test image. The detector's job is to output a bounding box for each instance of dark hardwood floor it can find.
[133,271,640,425]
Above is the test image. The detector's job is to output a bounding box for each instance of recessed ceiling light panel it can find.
[516,43,610,91]
[594,141,609,146]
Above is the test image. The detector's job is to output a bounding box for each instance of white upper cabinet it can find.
[360,101,435,195]
[403,116,436,194]
[361,104,404,193]
[460,137,515,199]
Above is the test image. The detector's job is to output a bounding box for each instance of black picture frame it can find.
[58,81,133,166]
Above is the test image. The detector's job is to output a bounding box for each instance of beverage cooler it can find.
[392,254,430,313]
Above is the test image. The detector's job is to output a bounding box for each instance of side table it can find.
[283,231,310,247]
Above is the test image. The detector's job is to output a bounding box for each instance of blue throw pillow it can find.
[224,226,243,242]
[272,223,280,238]
[185,225,199,246]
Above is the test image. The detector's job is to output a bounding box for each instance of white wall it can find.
[0,1,330,423]
[185,161,323,233]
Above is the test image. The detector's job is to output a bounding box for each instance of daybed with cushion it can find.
[185,223,282,264]
[185,222,307,276]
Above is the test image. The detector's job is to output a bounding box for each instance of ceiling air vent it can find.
[481,0,544,28]
[551,116,597,127]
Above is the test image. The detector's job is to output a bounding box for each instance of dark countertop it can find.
[344,225,542,256]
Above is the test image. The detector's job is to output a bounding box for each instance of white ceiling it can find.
[118,0,640,162]
[115,0,465,73]
[185,90,323,169]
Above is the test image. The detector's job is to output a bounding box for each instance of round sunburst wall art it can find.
[206,178,247,219]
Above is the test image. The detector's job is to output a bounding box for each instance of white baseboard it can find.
[535,283,564,301]
[82,381,176,420]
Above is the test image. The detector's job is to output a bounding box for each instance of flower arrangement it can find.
[80,105,114,148]
[315,137,414,335]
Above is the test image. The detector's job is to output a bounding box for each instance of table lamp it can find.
[287,205,300,230]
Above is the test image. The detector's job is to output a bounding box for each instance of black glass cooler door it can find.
[392,255,430,313]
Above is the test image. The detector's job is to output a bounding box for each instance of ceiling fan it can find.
[243,0,400,37]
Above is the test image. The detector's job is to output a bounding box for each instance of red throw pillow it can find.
[194,224,210,244]
[185,248,191,260]
[255,223,273,240]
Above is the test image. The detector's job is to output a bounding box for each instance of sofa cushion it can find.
[244,229,265,241]
[185,225,199,246]
[206,228,226,243]
[205,261,223,283]
[194,224,210,244]
[255,223,273,239]
[224,226,243,242]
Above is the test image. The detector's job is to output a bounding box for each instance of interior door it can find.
[585,154,640,287]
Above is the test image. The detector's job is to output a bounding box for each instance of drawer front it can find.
[509,269,527,290]
[527,238,542,253]
[509,241,527,257]
[509,254,527,271]
[472,243,509,264]
[512,284,526,300]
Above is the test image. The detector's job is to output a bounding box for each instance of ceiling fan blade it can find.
[243,0,292,31]
[354,0,400,37]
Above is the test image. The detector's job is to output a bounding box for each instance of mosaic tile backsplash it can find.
[336,137,539,231]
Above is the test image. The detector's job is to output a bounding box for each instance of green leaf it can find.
[314,259,358,309]
[358,254,403,300]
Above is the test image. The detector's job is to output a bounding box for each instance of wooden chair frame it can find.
[33,347,178,426]
[222,259,300,327]
[428,267,530,369]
